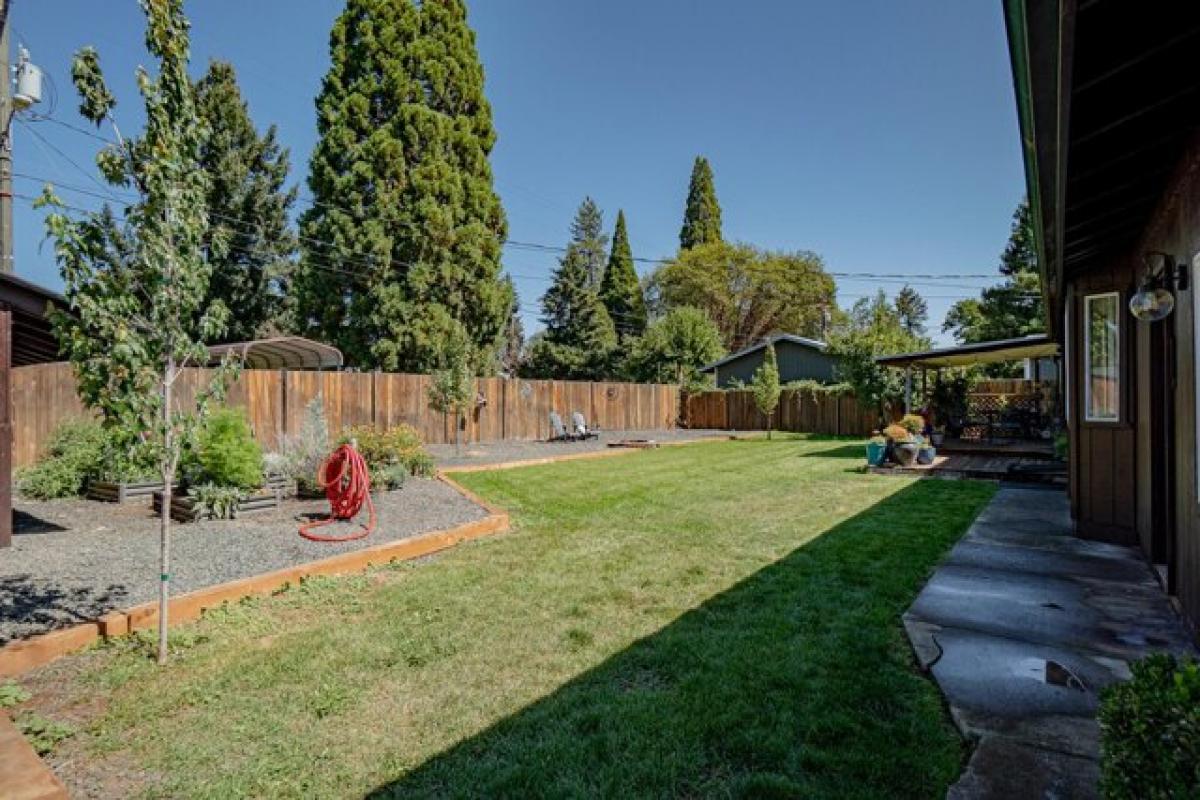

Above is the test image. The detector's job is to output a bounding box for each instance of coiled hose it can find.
[298,443,376,542]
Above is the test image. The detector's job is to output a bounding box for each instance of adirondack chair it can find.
[571,411,599,440]
[548,411,577,442]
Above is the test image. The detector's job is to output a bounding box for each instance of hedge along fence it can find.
[10,362,682,469]
[684,388,882,437]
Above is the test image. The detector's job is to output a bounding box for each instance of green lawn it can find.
[29,437,994,799]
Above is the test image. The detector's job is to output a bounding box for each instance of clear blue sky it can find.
[10,0,1025,345]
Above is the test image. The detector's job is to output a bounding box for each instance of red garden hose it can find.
[298,443,377,542]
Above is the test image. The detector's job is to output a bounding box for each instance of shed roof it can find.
[206,337,344,370]
[875,334,1058,370]
[0,272,68,366]
[700,333,828,373]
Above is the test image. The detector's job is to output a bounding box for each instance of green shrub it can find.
[189,483,245,520]
[339,424,433,481]
[1099,653,1200,799]
[14,420,146,499]
[15,712,74,756]
[194,409,263,490]
[267,394,330,492]
[899,413,926,435]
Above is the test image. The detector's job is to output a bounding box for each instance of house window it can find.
[1084,292,1119,422]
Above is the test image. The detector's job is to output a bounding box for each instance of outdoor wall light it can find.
[1129,251,1189,322]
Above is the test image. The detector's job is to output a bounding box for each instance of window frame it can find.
[1083,291,1121,424]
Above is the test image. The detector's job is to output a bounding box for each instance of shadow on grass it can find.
[797,443,868,459]
[367,480,991,800]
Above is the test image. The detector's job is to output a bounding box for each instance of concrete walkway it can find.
[904,484,1195,799]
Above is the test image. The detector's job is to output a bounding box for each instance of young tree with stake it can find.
[42,0,236,665]
[751,343,782,439]
[427,331,475,456]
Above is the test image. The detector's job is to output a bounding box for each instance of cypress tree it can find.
[295,0,511,371]
[600,210,647,340]
[680,156,722,250]
[194,61,297,341]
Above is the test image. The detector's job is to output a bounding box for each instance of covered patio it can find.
[874,334,1064,482]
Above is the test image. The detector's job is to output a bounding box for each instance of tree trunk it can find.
[454,411,461,456]
[157,359,174,665]
[767,410,773,440]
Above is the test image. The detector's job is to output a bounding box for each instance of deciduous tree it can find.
[751,343,782,439]
[625,305,724,388]
[828,291,930,424]
[650,241,835,350]
[44,0,237,664]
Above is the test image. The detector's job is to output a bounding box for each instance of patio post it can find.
[904,365,912,413]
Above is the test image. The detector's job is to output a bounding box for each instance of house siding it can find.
[709,340,837,388]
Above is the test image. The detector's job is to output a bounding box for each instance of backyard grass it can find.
[22,436,995,799]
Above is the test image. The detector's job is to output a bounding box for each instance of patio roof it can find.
[206,336,344,370]
[875,334,1059,370]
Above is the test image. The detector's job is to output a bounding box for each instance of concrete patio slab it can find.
[904,484,1196,799]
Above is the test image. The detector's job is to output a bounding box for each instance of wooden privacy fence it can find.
[10,362,681,468]
[684,389,879,436]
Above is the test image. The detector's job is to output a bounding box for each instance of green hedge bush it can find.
[17,420,152,499]
[193,409,263,490]
[1099,653,1200,799]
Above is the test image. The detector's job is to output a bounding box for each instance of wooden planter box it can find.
[87,479,170,504]
[265,474,297,498]
[152,488,281,523]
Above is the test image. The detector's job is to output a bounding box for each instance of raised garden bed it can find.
[152,487,281,523]
[86,478,170,504]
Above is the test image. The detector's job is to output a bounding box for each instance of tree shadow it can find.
[797,443,868,459]
[366,480,990,799]
[12,510,68,535]
[0,574,131,645]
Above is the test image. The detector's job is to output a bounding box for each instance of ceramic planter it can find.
[892,442,919,467]
[917,446,937,465]
[866,441,887,466]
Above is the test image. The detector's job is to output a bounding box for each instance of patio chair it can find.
[548,411,577,442]
[571,411,599,440]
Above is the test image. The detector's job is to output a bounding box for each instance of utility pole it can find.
[0,0,12,274]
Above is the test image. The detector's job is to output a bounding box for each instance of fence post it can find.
[279,369,289,437]
[836,393,841,437]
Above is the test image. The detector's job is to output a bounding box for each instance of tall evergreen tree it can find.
[526,202,617,379]
[571,196,607,287]
[943,199,1045,349]
[894,285,928,335]
[497,275,525,376]
[294,0,511,371]
[600,210,646,340]
[679,156,722,250]
[194,61,297,341]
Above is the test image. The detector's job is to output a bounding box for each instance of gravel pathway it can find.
[429,428,729,468]
[1,478,487,644]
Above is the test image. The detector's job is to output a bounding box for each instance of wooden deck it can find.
[936,437,1055,458]
[869,452,1066,484]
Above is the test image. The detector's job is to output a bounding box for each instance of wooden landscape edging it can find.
[0,438,732,678]
[0,712,68,800]
[0,478,507,679]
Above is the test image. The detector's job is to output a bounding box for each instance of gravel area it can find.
[1,478,488,645]
[429,428,730,468]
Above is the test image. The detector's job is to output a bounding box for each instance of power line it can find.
[27,112,1010,284]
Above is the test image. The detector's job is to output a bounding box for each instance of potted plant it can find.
[884,423,919,466]
[917,440,937,465]
[866,433,887,466]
